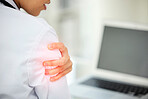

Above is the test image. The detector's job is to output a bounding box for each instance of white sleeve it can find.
[27,26,71,99]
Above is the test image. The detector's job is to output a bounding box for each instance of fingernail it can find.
[43,62,48,66]
[48,44,53,49]
[50,78,55,81]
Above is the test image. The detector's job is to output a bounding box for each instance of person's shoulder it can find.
[0,5,56,31]
[17,10,57,35]
[0,5,46,28]
[36,18,57,34]
[0,5,58,39]
[36,18,59,41]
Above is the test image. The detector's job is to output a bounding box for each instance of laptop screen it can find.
[98,26,148,78]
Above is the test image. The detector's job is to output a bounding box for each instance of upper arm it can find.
[27,27,60,85]
[27,27,70,99]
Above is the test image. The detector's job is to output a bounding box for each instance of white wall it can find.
[136,0,148,23]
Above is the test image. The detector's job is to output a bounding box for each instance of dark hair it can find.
[0,0,15,9]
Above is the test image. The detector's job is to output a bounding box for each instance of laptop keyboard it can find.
[81,78,148,97]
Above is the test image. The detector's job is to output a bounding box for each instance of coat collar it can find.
[5,0,19,10]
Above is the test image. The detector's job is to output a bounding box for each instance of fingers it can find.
[43,56,70,66]
[48,43,69,60]
[48,42,69,58]
[50,66,72,82]
[43,42,73,81]
[45,60,72,75]
[43,42,70,66]
[48,42,67,53]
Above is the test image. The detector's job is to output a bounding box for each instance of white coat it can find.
[0,2,71,99]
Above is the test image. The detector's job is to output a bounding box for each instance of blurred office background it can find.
[38,0,148,86]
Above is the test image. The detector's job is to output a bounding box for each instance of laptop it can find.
[70,21,148,99]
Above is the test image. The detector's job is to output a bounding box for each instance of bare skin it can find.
[14,0,50,16]
[13,0,73,81]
